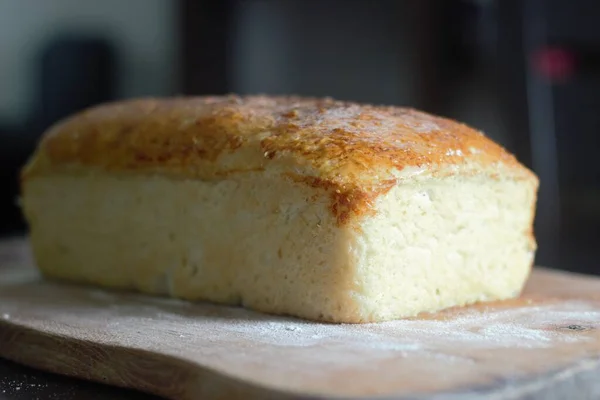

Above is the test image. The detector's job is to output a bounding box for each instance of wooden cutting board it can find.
[1,238,600,400]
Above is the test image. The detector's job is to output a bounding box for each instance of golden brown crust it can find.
[22,95,538,226]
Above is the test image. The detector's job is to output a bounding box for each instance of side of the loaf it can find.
[21,171,369,322]
[21,169,538,323]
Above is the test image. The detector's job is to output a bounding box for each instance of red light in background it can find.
[532,46,577,82]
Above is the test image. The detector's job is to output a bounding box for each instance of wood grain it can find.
[0,238,599,400]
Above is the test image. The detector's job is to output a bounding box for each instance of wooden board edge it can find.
[0,320,325,400]
[2,318,600,400]
[422,357,600,400]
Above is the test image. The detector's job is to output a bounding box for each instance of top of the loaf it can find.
[22,95,538,224]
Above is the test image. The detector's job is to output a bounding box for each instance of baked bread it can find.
[20,95,539,323]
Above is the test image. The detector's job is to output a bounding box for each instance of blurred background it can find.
[0,0,598,275]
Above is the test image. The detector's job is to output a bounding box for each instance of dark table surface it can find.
[0,358,163,400]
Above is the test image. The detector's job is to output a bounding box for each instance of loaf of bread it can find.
[20,96,538,323]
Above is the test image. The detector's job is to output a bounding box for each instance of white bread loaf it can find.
[20,96,538,323]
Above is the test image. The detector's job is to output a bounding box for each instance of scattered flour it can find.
[66,290,600,357]
[285,325,302,332]
[2,277,600,379]
[37,285,600,352]
[409,119,441,133]
[186,301,597,353]
[445,149,464,157]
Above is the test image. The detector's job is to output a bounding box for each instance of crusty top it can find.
[22,95,538,225]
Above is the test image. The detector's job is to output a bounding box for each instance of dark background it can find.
[0,0,598,274]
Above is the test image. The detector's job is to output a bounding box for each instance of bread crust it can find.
[22,95,538,226]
